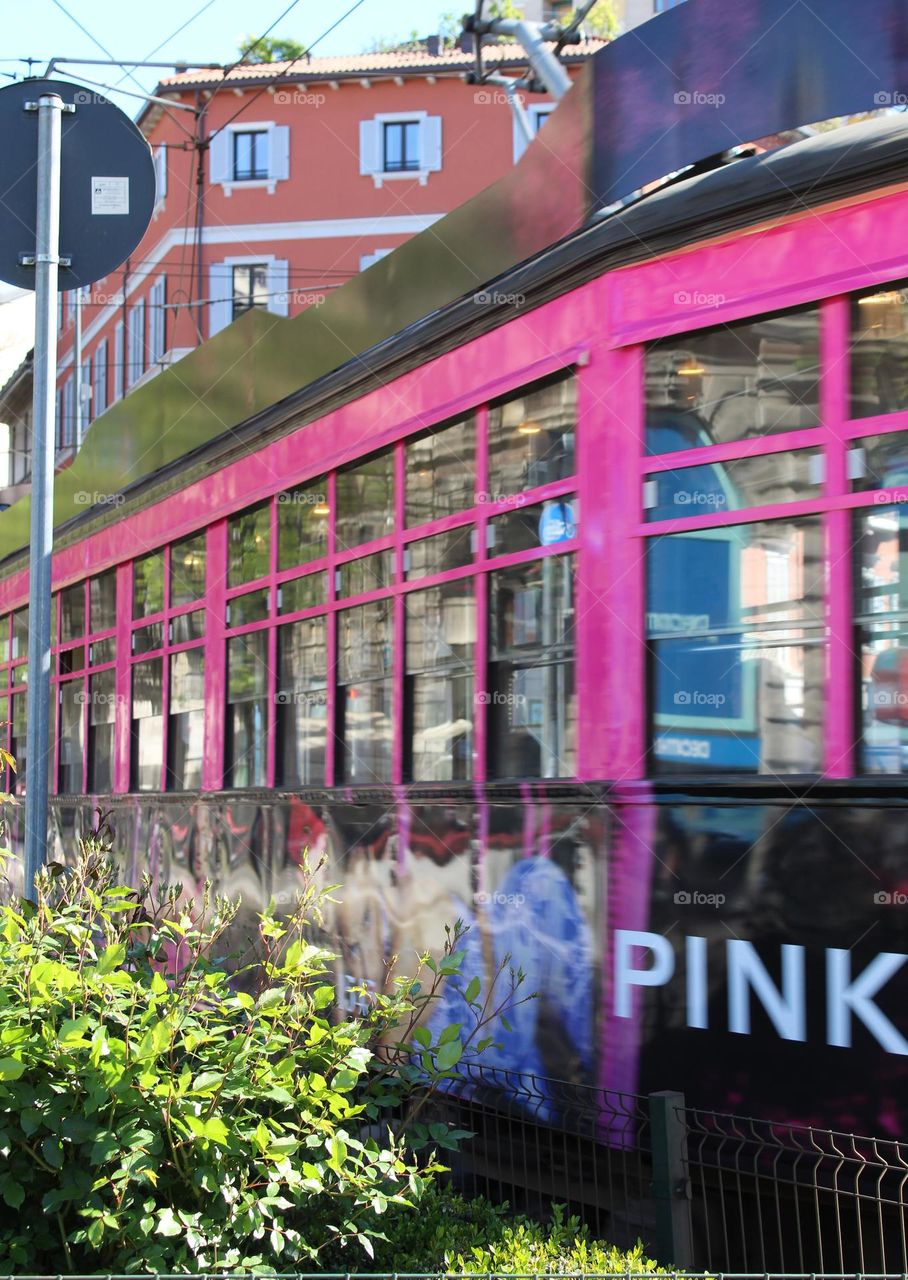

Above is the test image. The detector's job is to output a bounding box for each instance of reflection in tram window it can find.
[276,615,327,786]
[850,430,908,493]
[489,496,578,555]
[225,633,269,788]
[10,694,25,794]
[11,608,28,662]
[335,451,394,552]
[58,681,85,794]
[60,582,86,641]
[405,525,474,580]
[645,450,822,522]
[488,374,576,497]
[133,551,165,617]
[277,479,328,571]
[855,506,908,773]
[228,503,270,588]
[132,659,163,791]
[90,569,117,633]
[338,600,392,783]
[851,283,908,419]
[645,309,820,456]
[647,517,825,773]
[337,550,393,598]
[405,583,475,781]
[169,533,206,607]
[278,571,327,615]
[488,554,576,778]
[88,667,116,793]
[168,648,205,791]
[227,588,269,628]
[406,418,476,526]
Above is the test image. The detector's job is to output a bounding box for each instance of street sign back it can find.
[0,78,155,291]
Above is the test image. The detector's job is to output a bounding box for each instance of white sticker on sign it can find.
[91,177,129,215]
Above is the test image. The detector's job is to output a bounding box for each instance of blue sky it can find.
[0,1,453,116]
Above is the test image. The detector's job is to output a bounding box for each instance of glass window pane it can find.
[406,584,475,781]
[133,552,165,617]
[58,681,85,794]
[279,571,327,615]
[170,533,206,607]
[226,632,269,788]
[168,648,205,791]
[855,506,908,773]
[11,610,27,662]
[88,668,116,793]
[0,618,8,665]
[59,645,86,676]
[228,504,270,587]
[90,637,116,667]
[276,616,327,785]
[171,610,205,645]
[133,622,165,655]
[338,600,392,783]
[335,452,394,552]
[645,309,821,455]
[60,582,86,642]
[645,451,822,522]
[489,497,578,556]
[850,431,908,494]
[406,418,476,525]
[227,589,269,628]
[90,570,117,633]
[10,693,26,794]
[277,481,329,570]
[337,551,393,598]
[488,375,577,497]
[851,285,908,418]
[488,555,575,778]
[132,659,163,791]
[406,525,474,580]
[647,517,825,774]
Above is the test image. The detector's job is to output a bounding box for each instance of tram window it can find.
[849,431,908,493]
[225,632,269,788]
[90,570,117,633]
[855,506,908,773]
[850,284,908,419]
[338,600,393,784]
[405,583,475,781]
[11,608,28,662]
[133,622,165,655]
[90,637,116,667]
[645,450,823,521]
[60,582,86,642]
[405,525,474,580]
[168,648,205,791]
[0,693,8,785]
[58,681,85,794]
[227,589,269,628]
[489,496,578,556]
[278,571,327,615]
[58,644,85,676]
[645,309,820,456]
[170,534,206,607]
[88,668,116,793]
[10,694,26,794]
[0,618,8,666]
[336,550,393,598]
[647,517,825,774]
[171,610,205,645]
[406,417,476,526]
[336,452,394,552]
[228,504,270,588]
[487,555,576,779]
[133,552,165,618]
[277,480,329,571]
[488,374,577,498]
[276,615,327,786]
[132,660,163,791]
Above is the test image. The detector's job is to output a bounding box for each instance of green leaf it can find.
[0,1057,24,1081]
[156,1207,182,1237]
[465,975,481,1003]
[435,1038,463,1072]
[411,1025,431,1049]
[97,943,126,975]
[437,1022,462,1045]
[0,1175,24,1209]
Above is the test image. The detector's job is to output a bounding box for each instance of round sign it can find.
[538,500,576,545]
[0,78,156,291]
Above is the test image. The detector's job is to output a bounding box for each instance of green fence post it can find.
[649,1089,695,1267]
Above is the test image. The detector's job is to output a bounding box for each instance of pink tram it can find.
[4,3,908,1145]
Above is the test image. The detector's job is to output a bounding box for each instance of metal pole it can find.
[74,285,83,447]
[649,1089,696,1267]
[24,92,65,897]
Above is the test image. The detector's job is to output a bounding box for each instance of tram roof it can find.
[1,112,907,571]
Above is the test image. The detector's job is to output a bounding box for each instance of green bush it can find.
[0,844,520,1272]
[326,1183,673,1275]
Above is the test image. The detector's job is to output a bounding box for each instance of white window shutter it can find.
[113,322,124,401]
[268,259,289,316]
[359,119,380,175]
[269,125,290,181]
[209,262,233,336]
[420,115,443,172]
[154,146,167,202]
[209,128,232,183]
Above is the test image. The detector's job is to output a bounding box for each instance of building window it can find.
[359,113,442,187]
[153,146,167,206]
[232,264,269,320]
[127,298,145,387]
[233,129,269,181]
[514,102,556,163]
[208,124,289,194]
[113,321,124,402]
[655,0,686,9]
[383,120,420,173]
[60,376,75,448]
[148,276,166,366]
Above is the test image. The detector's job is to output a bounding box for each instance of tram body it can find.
[4,117,908,1139]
